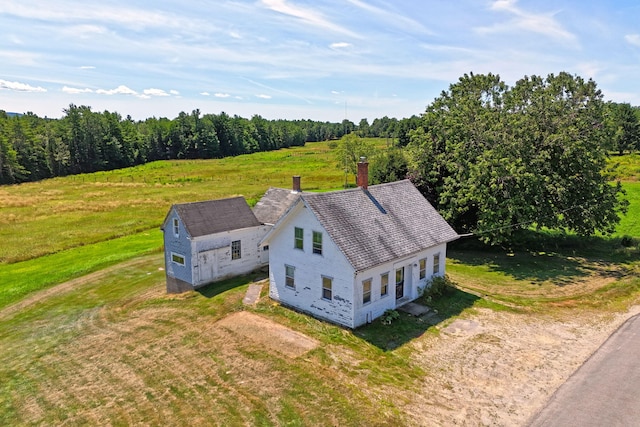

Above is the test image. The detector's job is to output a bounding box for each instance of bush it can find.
[621,235,636,247]
[423,275,456,302]
[380,309,400,325]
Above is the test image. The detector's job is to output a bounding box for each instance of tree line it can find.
[0,105,418,185]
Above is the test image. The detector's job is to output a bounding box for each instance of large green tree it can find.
[605,102,640,154]
[408,72,628,244]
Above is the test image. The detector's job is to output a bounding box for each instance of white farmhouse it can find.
[261,160,459,328]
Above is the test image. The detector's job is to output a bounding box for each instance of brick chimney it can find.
[356,157,368,190]
[292,175,301,193]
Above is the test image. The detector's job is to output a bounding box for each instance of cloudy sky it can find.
[1,0,639,121]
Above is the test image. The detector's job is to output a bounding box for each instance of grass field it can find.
[1,141,639,425]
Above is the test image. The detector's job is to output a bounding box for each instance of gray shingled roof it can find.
[301,180,459,272]
[172,197,261,237]
[253,187,301,225]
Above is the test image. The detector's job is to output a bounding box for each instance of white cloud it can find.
[200,92,210,96]
[64,24,108,39]
[0,79,47,92]
[256,94,272,99]
[625,34,640,47]
[229,31,241,39]
[345,0,432,35]
[330,42,351,49]
[62,86,93,94]
[477,0,576,43]
[79,65,95,70]
[215,93,231,98]
[143,88,170,97]
[260,0,360,38]
[170,89,180,95]
[96,85,137,96]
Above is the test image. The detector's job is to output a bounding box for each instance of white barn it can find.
[161,197,270,293]
[261,160,459,328]
[161,178,302,294]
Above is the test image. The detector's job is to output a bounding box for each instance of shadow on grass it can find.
[196,271,268,299]
[447,230,637,286]
[354,287,480,351]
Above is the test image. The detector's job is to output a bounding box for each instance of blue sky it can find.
[1,0,639,122]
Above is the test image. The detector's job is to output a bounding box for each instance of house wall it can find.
[352,242,448,328]
[163,208,194,292]
[192,225,270,287]
[268,203,356,328]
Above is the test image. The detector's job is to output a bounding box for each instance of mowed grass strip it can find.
[0,230,162,311]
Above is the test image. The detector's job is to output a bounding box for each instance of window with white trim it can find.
[231,240,241,260]
[433,253,441,275]
[363,279,372,304]
[322,276,332,300]
[381,273,389,297]
[173,218,179,237]
[419,258,427,280]
[312,231,322,255]
[285,265,295,289]
[294,227,304,250]
[171,252,185,266]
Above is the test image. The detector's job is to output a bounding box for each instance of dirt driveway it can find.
[401,306,640,426]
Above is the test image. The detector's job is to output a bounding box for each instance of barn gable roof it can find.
[299,180,459,272]
[167,197,261,238]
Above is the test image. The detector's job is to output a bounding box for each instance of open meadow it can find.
[1,142,639,426]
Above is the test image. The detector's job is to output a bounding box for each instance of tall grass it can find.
[0,142,342,264]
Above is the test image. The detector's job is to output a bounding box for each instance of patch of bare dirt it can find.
[402,305,640,426]
[217,311,319,358]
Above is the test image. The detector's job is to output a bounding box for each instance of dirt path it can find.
[0,254,162,321]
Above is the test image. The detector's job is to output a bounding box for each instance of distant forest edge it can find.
[0,105,418,185]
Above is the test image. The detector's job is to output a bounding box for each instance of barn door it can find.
[198,250,218,284]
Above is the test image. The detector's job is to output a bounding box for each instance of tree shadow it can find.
[354,287,480,351]
[447,231,634,286]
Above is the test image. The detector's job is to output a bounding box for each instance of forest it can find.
[0,105,417,185]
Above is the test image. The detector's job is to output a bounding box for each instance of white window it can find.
[419,258,427,280]
[231,240,241,260]
[433,253,441,275]
[173,218,179,237]
[313,231,322,255]
[381,273,389,297]
[285,265,295,289]
[322,276,332,300]
[363,279,372,304]
[294,227,304,250]
[171,252,185,266]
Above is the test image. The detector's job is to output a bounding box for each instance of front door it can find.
[395,267,404,300]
